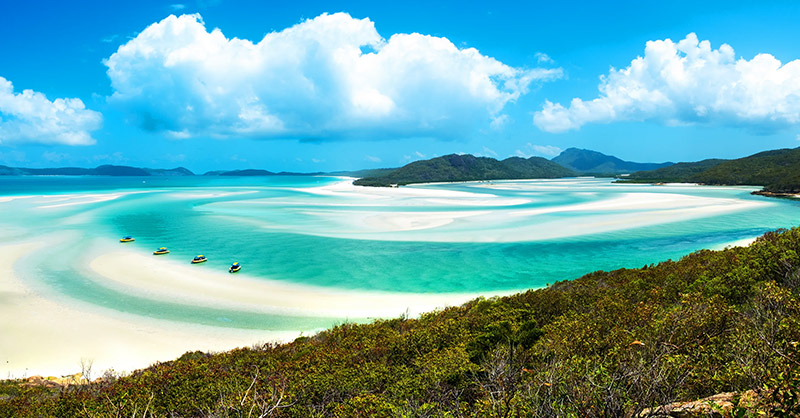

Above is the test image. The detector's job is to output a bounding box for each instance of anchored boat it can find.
[192,255,208,264]
[229,262,241,273]
[153,247,170,255]
[120,236,135,242]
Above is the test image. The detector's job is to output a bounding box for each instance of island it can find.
[620,147,800,196]
[353,153,576,186]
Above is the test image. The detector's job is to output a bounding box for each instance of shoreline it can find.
[1,239,517,378]
[0,242,307,378]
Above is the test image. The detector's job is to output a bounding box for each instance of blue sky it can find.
[1,0,799,172]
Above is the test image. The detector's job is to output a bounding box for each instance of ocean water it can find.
[2,176,799,331]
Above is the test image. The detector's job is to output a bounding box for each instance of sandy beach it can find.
[258,181,774,242]
[0,242,302,378]
[0,178,786,379]
[89,249,496,318]
[1,238,508,378]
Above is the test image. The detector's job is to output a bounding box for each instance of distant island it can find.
[551,147,673,175]
[4,147,800,197]
[352,149,674,187]
[0,164,194,177]
[353,153,576,186]
[0,164,395,179]
[620,147,800,196]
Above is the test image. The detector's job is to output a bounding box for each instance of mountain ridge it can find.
[551,147,673,174]
[353,153,576,186]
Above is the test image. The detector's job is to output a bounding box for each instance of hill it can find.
[2,227,799,416]
[552,148,673,174]
[623,159,728,183]
[353,154,576,186]
[0,165,194,176]
[623,147,800,194]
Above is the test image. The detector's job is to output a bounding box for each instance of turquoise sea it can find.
[2,176,799,333]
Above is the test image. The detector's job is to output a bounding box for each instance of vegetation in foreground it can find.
[2,228,800,416]
[354,153,575,186]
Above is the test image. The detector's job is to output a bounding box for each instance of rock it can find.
[639,391,758,417]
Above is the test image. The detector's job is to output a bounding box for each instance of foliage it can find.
[353,154,576,186]
[4,228,800,416]
[621,147,800,193]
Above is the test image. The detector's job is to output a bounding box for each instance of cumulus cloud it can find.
[534,33,800,133]
[0,76,102,145]
[105,13,562,140]
[515,143,562,158]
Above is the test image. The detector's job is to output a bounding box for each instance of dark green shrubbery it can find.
[3,228,800,416]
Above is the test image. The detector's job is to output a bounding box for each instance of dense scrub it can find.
[3,228,800,416]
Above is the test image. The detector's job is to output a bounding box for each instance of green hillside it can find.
[3,227,799,416]
[623,159,728,183]
[623,147,800,194]
[353,154,576,186]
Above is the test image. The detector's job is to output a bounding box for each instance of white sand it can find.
[89,250,497,319]
[297,179,530,207]
[0,242,300,378]
[256,188,772,243]
[1,241,506,378]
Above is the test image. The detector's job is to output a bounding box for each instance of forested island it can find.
[620,147,800,196]
[353,153,575,186]
[2,227,799,416]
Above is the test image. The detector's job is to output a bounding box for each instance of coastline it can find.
[1,239,515,378]
[0,242,301,378]
[0,178,792,378]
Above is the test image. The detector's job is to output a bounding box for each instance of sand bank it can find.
[0,242,301,378]
[243,187,773,243]
[89,249,500,319]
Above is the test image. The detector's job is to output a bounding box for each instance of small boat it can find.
[153,247,170,255]
[120,236,135,242]
[229,262,241,273]
[192,255,208,264]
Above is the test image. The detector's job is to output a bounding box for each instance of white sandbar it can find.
[89,249,499,319]
[0,243,300,378]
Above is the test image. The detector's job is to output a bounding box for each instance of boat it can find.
[192,255,208,264]
[229,262,241,273]
[153,247,169,255]
[120,236,135,242]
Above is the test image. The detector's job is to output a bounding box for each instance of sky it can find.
[1,0,799,173]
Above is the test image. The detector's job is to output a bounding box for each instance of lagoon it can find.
[1,176,798,376]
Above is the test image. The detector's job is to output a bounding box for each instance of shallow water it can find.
[2,176,798,330]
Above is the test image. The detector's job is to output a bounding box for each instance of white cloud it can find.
[534,52,553,64]
[480,146,498,157]
[414,151,425,158]
[515,143,562,157]
[534,33,800,133]
[105,13,562,140]
[0,76,102,145]
[365,155,381,162]
[170,4,186,10]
